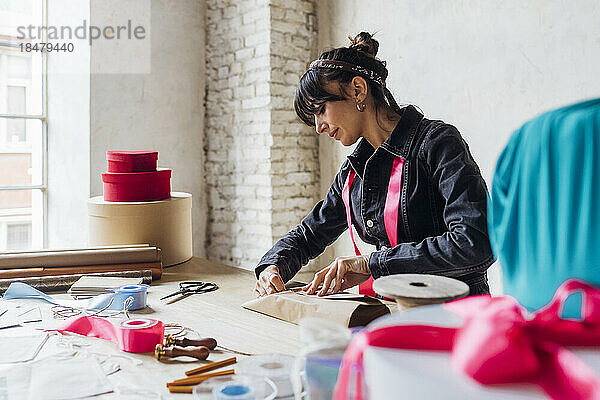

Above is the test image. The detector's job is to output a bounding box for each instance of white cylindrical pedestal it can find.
[88,192,192,266]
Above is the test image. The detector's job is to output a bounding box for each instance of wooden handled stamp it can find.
[164,334,217,350]
[155,343,210,361]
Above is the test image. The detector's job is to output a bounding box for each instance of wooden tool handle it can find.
[164,345,210,360]
[177,337,217,350]
[168,385,195,394]
[185,356,237,376]
[167,369,235,387]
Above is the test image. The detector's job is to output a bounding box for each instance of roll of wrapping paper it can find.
[4,244,150,255]
[0,270,153,293]
[51,316,164,353]
[0,262,162,280]
[0,246,162,269]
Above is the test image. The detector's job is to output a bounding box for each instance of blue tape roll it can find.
[87,284,148,311]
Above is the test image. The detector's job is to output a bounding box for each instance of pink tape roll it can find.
[50,316,164,353]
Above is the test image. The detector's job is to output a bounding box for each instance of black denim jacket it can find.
[256,105,495,295]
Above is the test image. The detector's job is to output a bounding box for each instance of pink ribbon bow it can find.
[333,279,600,400]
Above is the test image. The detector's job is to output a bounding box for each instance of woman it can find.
[254,32,494,298]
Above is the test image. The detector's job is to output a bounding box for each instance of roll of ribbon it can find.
[87,284,149,311]
[51,316,164,353]
[236,354,295,398]
[2,282,148,312]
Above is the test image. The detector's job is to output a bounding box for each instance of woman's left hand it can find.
[303,255,371,296]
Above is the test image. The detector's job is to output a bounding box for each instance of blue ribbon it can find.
[2,282,148,311]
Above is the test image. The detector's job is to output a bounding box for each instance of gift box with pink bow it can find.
[334,279,600,400]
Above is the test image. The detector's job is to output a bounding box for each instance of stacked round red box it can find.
[102,151,171,202]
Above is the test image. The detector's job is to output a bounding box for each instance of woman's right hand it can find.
[254,265,286,297]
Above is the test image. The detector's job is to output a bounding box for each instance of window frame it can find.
[0,0,48,247]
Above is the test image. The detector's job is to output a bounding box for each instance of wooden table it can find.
[154,257,301,355]
[0,257,302,399]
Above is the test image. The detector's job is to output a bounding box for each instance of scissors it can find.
[160,281,218,301]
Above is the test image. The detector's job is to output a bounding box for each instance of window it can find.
[7,86,27,142]
[6,223,31,250]
[0,0,46,250]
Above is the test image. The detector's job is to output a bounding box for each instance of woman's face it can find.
[313,82,365,146]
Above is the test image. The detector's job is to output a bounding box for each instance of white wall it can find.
[204,1,321,270]
[317,0,600,294]
[90,0,206,257]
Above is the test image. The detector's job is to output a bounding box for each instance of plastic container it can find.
[107,151,158,173]
[192,376,277,400]
[237,355,295,398]
[102,169,171,202]
[293,318,352,400]
[303,348,345,400]
[88,192,192,266]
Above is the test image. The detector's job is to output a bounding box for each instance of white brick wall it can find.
[205,0,319,271]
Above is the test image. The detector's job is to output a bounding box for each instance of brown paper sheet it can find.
[242,291,391,327]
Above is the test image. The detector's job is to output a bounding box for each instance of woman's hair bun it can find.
[348,32,379,58]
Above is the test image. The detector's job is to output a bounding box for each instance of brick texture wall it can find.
[205,0,319,270]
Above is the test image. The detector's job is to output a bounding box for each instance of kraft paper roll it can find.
[88,192,192,266]
[52,316,165,353]
[0,262,162,280]
[0,246,161,269]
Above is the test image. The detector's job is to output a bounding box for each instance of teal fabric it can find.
[489,98,600,315]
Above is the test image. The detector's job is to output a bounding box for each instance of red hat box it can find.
[102,169,171,202]
[107,151,158,173]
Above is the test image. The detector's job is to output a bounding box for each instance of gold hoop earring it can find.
[356,101,366,112]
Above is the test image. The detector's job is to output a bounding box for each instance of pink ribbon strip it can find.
[342,170,362,257]
[49,316,165,353]
[383,157,404,249]
[342,157,404,298]
[333,279,600,400]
